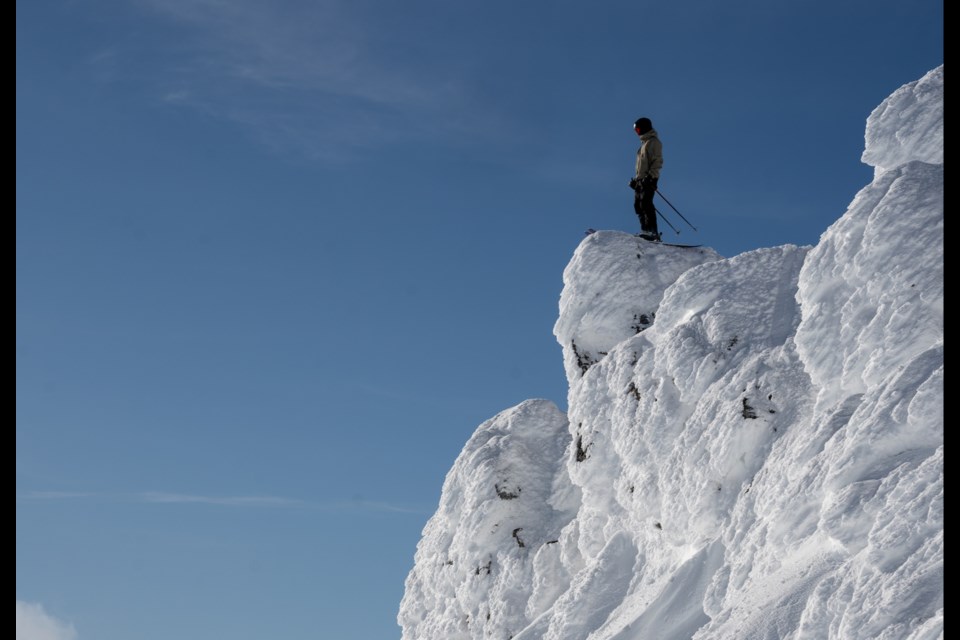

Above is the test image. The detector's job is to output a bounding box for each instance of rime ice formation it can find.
[399,66,943,640]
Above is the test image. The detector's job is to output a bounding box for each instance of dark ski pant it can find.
[633,177,659,235]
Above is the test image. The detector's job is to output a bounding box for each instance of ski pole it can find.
[655,207,680,234]
[655,190,698,232]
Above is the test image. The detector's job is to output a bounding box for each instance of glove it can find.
[628,177,639,189]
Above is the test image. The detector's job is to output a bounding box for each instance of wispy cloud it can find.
[138,491,307,507]
[95,0,493,160]
[138,0,435,104]
[17,490,427,514]
[19,491,97,500]
[16,601,77,640]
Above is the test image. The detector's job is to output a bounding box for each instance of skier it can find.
[629,117,663,241]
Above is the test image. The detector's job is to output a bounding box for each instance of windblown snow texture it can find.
[399,65,943,640]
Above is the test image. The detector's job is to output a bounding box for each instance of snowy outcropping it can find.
[399,66,943,640]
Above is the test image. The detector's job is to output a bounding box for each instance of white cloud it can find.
[16,601,77,640]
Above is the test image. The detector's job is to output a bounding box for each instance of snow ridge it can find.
[399,65,943,640]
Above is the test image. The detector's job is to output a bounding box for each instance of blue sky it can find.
[16,1,942,638]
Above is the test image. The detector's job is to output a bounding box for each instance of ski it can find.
[653,242,702,248]
[636,235,701,247]
[584,229,701,248]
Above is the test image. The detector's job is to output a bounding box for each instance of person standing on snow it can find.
[629,117,663,241]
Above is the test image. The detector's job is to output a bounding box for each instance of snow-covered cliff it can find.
[399,65,943,640]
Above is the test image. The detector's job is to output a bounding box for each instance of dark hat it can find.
[634,117,652,133]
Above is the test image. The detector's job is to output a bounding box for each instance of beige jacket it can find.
[635,129,663,180]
